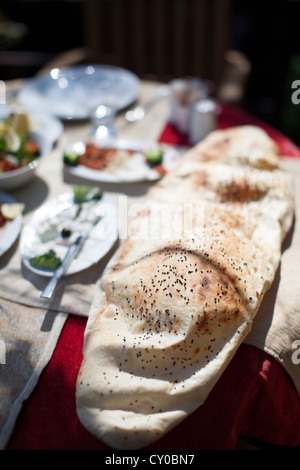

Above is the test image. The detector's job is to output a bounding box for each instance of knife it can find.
[40,215,101,300]
[40,234,84,299]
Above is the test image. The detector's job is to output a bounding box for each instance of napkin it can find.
[0,235,118,316]
[0,299,67,449]
[244,157,300,396]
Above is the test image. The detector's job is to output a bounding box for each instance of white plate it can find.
[18,65,140,120]
[0,105,63,190]
[64,137,181,183]
[20,192,119,277]
[0,191,23,256]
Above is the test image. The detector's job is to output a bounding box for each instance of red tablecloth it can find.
[6,105,300,451]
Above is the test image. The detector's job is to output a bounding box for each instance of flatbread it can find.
[183,124,282,169]
[150,159,293,243]
[76,125,294,449]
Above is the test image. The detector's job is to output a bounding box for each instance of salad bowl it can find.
[0,106,63,190]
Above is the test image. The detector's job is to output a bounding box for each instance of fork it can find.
[124,85,170,123]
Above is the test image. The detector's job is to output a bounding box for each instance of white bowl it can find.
[0,130,52,190]
[0,106,63,190]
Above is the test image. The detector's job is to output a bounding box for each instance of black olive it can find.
[61,227,72,239]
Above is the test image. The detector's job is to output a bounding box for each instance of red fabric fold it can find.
[7,315,300,450]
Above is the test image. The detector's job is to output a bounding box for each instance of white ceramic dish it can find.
[64,137,181,183]
[20,192,119,277]
[0,106,63,190]
[0,190,23,256]
[18,65,140,120]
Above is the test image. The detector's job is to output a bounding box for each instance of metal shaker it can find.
[188,99,217,145]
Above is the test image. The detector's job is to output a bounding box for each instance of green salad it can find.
[0,113,40,173]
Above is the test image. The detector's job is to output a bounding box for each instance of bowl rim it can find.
[0,159,39,180]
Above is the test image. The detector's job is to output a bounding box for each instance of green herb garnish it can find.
[73,185,103,204]
[63,150,80,166]
[145,147,163,166]
[29,249,62,270]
